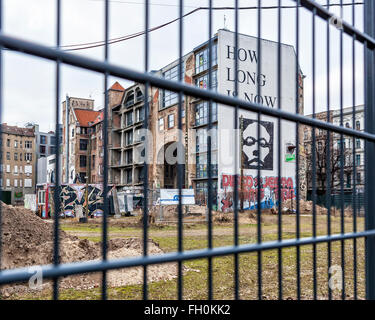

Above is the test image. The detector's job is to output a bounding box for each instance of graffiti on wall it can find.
[220,174,295,212]
[59,184,112,216]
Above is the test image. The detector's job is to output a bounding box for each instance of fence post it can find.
[364,0,375,300]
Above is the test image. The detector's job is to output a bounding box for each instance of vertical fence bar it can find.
[101,0,110,301]
[295,0,301,301]
[256,0,263,301]
[326,0,332,301]
[351,0,358,300]
[207,0,213,301]
[0,0,3,278]
[143,0,150,301]
[277,0,283,300]
[52,0,62,301]
[311,6,317,300]
[364,0,375,301]
[339,0,346,301]
[177,0,183,301]
[233,0,240,301]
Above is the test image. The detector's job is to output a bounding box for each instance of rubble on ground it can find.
[0,202,181,298]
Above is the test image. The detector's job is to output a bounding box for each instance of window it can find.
[50,146,56,154]
[50,136,56,145]
[346,174,351,188]
[6,139,10,147]
[24,179,32,188]
[158,118,164,131]
[357,172,361,184]
[24,165,32,174]
[40,135,47,144]
[40,145,46,154]
[356,120,360,130]
[6,165,10,173]
[125,93,134,107]
[195,70,218,91]
[345,122,350,128]
[80,139,88,151]
[125,150,133,164]
[14,140,18,148]
[356,154,361,166]
[196,152,218,178]
[19,153,22,162]
[20,179,22,187]
[14,153,18,161]
[14,179,18,187]
[196,126,218,152]
[168,114,175,128]
[195,102,217,126]
[92,155,95,169]
[6,152,10,160]
[6,179,10,187]
[126,111,133,126]
[71,128,75,137]
[195,43,218,74]
[79,172,86,183]
[161,63,185,109]
[80,155,87,168]
[356,139,361,149]
[136,107,145,122]
[81,127,88,135]
[25,153,32,161]
[38,190,45,205]
[125,169,132,184]
[25,141,32,148]
[125,130,133,146]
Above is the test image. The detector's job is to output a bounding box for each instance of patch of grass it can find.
[13,214,365,300]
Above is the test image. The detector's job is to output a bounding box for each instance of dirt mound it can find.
[0,202,181,298]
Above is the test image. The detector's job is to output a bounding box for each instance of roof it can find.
[73,109,102,127]
[1,123,35,137]
[109,81,125,91]
[91,111,104,126]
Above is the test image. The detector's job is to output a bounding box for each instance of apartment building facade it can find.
[62,96,97,183]
[0,124,36,204]
[332,105,365,192]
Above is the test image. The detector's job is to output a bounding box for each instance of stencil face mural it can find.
[242,119,274,170]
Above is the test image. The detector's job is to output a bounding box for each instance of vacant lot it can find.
[16,212,365,300]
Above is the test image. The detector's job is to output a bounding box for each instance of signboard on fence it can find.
[160,189,195,205]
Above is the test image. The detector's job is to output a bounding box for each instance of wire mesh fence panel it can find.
[0,0,374,300]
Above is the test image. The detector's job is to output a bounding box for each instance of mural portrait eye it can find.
[244,136,256,146]
[259,138,268,148]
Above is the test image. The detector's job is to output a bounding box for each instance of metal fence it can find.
[0,0,375,300]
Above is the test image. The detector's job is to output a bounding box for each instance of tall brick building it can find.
[0,124,36,204]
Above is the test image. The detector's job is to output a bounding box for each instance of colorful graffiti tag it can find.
[220,174,296,211]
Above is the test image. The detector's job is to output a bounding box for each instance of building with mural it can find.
[107,29,304,211]
[0,123,37,205]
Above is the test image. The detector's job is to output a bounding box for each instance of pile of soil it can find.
[0,202,180,297]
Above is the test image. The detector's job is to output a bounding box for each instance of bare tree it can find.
[306,132,354,194]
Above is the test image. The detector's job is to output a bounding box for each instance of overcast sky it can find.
[1,0,364,132]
